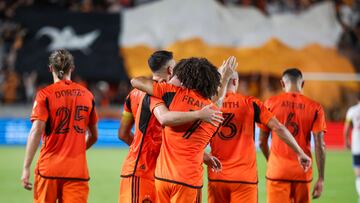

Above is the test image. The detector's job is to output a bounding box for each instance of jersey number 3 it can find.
[218,113,237,140]
[55,106,89,134]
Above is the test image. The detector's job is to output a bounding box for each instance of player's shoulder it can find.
[299,94,323,109]
[240,94,262,105]
[158,81,183,92]
[263,93,282,105]
[129,88,145,99]
[71,82,94,98]
[348,103,360,114]
[36,84,54,98]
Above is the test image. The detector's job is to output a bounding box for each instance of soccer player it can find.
[207,72,311,203]
[21,49,98,203]
[131,57,235,203]
[344,93,360,202]
[118,51,223,203]
[259,68,327,203]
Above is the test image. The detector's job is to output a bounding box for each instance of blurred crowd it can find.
[0,0,359,121]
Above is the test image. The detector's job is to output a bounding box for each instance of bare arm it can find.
[118,114,134,146]
[86,124,98,149]
[212,56,237,107]
[153,104,223,127]
[314,131,326,180]
[21,120,45,191]
[344,120,352,150]
[130,77,154,95]
[204,152,222,172]
[312,131,326,199]
[259,130,270,160]
[267,117,311,171]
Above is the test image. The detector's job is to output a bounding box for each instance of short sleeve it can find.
[312,104,327,133]
[30,91,49,122]
[345,107,353,123]
[153,82,177,99]
[150,96,165,112]
[89,100,99,126]
[256,98,272,132]
[123,93,132,113]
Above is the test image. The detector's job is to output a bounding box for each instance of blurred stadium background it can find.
[0,0,359,202]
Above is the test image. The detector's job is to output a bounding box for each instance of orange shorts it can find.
[33,173,89,203]
[208,181,257,203]
[266,179,311,203]
[155,179,202,203]
[119,176,156,203]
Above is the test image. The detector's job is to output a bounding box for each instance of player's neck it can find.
[227,87,237,93]
[284,84,302,94]
[53,75,71,83]
[285,88,301,93]
[152,72,168,82]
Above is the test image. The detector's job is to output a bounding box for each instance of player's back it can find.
[265,92,326,181]
[32,80,97,180]
[152,82,219,188]
[121,91,164,180]
[209,92,273,183]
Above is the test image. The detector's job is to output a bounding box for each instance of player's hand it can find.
[204,154,222,173]
[312,178,324,199]
[346,141,351,150]
[198,104,224,127]
[21,167,33,191]
[297,153,311,172]
[219,56,238,81]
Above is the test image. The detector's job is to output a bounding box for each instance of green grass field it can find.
[0,147,357,203]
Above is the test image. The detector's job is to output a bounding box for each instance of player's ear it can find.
[70,66,75,73]
[167,66,173,76]
[301,81,304,88]
[232,79,236,86]
[280,79,285,89]
[48,66,53,72]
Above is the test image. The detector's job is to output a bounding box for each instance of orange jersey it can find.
[121,93,164,180]
[123,89,145,117]
[31,80,98,180]
[152,82,219,188]
[209,93,273,183]
[260,92,327,181]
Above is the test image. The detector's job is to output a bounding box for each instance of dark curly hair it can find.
[173,57,221,99]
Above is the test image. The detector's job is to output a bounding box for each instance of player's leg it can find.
[170,184,201,203]
[155,179,171,203]
[266,179,292,203]
[33,173,59,203]
[61,180,89,203]
[291,182,311,203]
[230,183,257,203]
[208,181,230,203]
[353,155,360,202]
